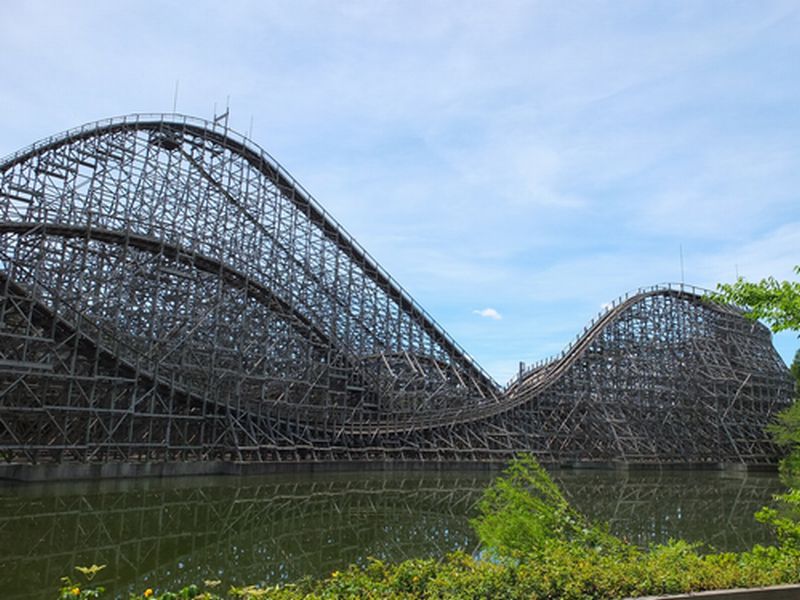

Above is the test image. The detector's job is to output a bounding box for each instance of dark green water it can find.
[0,468,783,599]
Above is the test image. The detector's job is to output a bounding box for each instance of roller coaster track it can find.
[0,114,793,468]
[312,285,780,436]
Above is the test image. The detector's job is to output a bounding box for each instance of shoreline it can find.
[0,457,778,484]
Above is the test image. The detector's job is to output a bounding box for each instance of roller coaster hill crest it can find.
[0,114,793,473]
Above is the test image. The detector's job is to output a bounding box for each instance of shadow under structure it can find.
[0,114,793,469]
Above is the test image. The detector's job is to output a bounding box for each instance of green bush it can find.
[756,488,800,550]
[471,454,623,558]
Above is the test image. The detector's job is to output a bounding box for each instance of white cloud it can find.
[473,308,502,320]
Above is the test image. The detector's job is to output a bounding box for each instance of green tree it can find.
[768,349,800,484]
[712,265,800,333]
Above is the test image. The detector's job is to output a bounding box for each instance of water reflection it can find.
[0,469,783,599]
[554,470,782,551]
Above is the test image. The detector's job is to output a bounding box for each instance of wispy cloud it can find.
[473,308,503,321]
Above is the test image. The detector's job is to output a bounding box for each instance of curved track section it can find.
[479,285,794,463]
[0,114,792,466]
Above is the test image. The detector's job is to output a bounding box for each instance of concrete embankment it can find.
[631,584,800,600]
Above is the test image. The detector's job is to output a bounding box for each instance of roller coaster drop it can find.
[0,115,792,467]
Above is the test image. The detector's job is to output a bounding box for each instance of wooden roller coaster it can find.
[0,114,792,468]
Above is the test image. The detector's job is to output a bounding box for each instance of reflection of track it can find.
[555,471,782,551]
[0,470,782,599]
[0,114,792,466]
[0,474,489,600]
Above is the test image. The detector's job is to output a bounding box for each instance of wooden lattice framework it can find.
[0,114,793,466]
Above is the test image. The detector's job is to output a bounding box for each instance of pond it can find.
[0,467,783,599]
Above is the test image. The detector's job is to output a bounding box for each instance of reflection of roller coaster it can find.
[0,470,781,599]
[0,474,488,599]
[0,114,792,467]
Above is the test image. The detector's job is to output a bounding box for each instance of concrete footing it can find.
[630,584,800,600]
[0,458,777,483]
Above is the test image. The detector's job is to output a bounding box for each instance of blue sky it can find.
[1,1,798,382]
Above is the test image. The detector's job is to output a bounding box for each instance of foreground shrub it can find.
[756,488,800,550]
[470,454,621,558]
